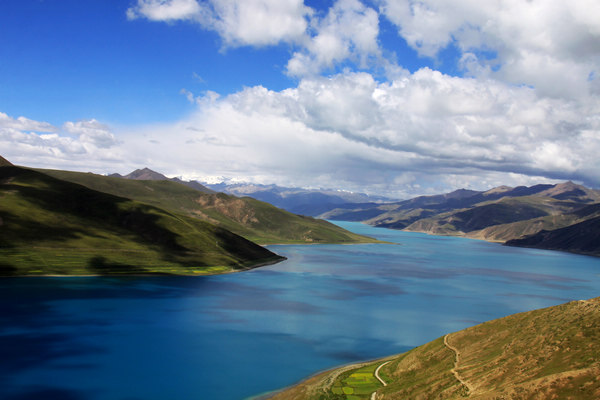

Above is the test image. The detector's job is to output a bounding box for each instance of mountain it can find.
[271,297,600,399]
[119,167,215,194]
[41,168,377,245]
[0,166,283,276]
[0,155,12,167]
[124,167,169,180]
[321,182,600,256]
[205,181,395,216]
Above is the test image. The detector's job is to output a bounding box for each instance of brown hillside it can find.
[0,155,13,166]
[271,297,600,400]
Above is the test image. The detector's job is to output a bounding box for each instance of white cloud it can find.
[0,113,122,171]
[63,119,118,149]
[126,0,206,21]
[127,0,311,47]
[0,112,57,133]
[286,0,380,76]
[380,0,600,98]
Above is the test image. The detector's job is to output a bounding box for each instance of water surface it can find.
[1,222,599,399]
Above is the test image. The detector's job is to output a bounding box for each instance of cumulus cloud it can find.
[286,0,381,76]
[0,112,57,133]
[127,0,311,47]
[126,0,205,21]
[63,119,118,149]
[380,0,600,98]
[0,113,122,170]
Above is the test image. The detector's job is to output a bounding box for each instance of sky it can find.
[1,0,600,198]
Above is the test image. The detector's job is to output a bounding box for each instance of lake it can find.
[1,222,599,400]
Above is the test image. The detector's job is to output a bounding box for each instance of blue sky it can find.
[2,0,600,197]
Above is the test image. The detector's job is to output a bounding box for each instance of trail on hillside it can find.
[444,333,474,395]
[371,360,392,400]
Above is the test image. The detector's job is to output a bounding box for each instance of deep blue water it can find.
[1,222,599,400]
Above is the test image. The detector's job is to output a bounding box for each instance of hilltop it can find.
[0,155,12,167]
[322,182,600,257]
[114,167,216,194]
[271,297,600,399]
[0,165,283,276]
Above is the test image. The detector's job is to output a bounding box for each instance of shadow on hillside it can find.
[214,227,279,269]
[0,262,17,276]
[4,168,189,257]
[87,255,175,276]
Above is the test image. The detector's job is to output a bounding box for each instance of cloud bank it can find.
[115,68,599,197]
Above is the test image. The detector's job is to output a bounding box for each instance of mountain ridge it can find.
[321,181,600,257]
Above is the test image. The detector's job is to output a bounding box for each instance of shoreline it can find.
[0,255,287,278]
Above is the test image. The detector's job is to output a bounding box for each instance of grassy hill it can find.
[271,297,600,400]
[39,168,376,245]
[0,166,283,276]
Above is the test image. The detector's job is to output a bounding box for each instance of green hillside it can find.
[271,297,600,400]
[0,166,283,276]
[39,168,376,245]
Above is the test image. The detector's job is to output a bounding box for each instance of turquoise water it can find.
[1,222,599,399]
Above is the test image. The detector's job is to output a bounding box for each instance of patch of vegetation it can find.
[327,363,383,399]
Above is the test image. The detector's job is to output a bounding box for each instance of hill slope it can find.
[271,297,600,399]
[0,166,283,276]
[39,168,376,245]
[506,216,600,256]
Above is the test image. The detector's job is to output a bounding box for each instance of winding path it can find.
[371,360,391,400]
[444,333,473,395]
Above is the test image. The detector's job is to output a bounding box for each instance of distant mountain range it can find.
[113,168,394,216]
[204,181,396,216]
[321,181,600,257]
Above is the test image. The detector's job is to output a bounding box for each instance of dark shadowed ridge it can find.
[505,216,600,256]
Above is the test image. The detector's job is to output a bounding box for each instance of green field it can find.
[329,363,384,399]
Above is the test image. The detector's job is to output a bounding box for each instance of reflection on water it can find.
[1,222,598,399]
